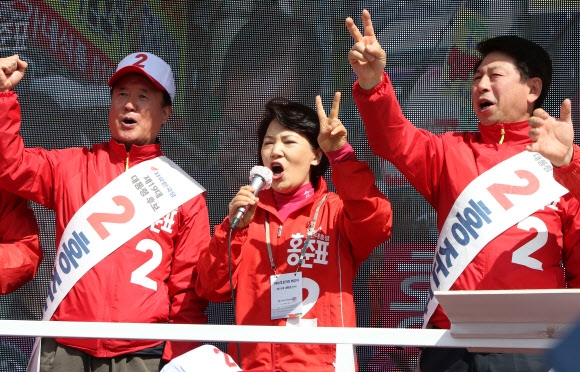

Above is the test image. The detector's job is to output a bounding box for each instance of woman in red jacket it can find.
[196,93,393,371]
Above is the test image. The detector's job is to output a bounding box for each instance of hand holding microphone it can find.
[229,166,273,230]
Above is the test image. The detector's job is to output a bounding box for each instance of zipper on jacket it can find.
[277,225,283,237]
[125,156,130,171]
[498,124,505,145]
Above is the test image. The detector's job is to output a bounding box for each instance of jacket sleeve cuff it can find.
[0,91,17,97]
[353,71,389,96]
[327,142,357,165]
[554,144,580,194]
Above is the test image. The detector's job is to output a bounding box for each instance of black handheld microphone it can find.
[231,166,273,229]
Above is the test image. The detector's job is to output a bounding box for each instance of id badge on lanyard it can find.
[270,272,303,320]
[265,194,327,320]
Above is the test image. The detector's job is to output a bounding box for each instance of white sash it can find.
[423,151,569,328]
[28,156,205,371]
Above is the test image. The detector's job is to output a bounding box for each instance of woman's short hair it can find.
[257,97,330,188]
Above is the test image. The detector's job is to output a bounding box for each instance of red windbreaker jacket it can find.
[353,72,580,328]
[196,160,392,372]
[0,91,210,360]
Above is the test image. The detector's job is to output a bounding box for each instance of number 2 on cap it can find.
[133,53,148,68]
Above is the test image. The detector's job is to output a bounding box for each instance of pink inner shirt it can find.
[273,143,356,220]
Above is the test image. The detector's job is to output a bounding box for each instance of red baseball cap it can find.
[108,52,175,102]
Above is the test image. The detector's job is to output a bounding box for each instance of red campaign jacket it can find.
[554,144,580,200]
[196,161,392,372]
[0,188,41,294]
[0,91,210,360]
[353,72,580,329]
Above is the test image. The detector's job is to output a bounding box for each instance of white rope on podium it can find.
[0,320,557,372]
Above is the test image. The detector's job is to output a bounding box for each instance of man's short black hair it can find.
[474,35,552,109]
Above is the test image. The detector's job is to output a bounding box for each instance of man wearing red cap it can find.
[0,53,210,371]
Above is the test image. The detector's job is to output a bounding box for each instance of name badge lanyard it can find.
[264,193,328,276]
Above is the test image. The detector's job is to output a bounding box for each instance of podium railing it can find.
[0,319,558,372]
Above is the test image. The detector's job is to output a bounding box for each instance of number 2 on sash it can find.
[131,239,162,291]
[87,195,135,239]
[486,170,540,210]
[86,196,161,290]
[487,172,548,271]
[512,216,547,271]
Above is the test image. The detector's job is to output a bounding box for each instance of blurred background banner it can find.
[1,1,579,371]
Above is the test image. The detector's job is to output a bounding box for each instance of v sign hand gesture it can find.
[316,92,347,153]
[345,9,387,90]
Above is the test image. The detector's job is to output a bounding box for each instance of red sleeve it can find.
[556,145,580,287]
[0,189,41,294]
[195,217,248,303]
[331,160,392,267]
[352,72,445,206]
[554,144,580,200]
[560,192,580,288]
[0,91,59,208]
[326,142,357,165]
[163,193,211,361]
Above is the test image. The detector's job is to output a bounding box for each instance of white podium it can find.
[435,289,580,353]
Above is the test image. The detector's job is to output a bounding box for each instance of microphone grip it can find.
[230,174,266,230]
[231,207,247,229]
